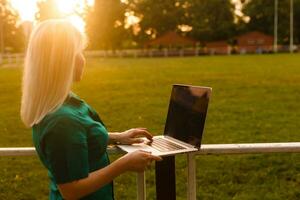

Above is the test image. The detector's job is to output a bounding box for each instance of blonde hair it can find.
[21,19,86,127]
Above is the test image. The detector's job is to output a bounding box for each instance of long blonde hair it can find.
[21,19,86,127]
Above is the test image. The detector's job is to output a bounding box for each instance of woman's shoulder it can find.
[33,92,87,134]
[47,105,79,121]
[35,104,82,133]
[32,106,86,150]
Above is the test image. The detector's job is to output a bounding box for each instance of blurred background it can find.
[0,1,299,200]
[0,0,299,55]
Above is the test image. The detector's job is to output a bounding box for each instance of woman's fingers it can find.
[141,151,162,162]
[148,154,163,161]
[132,128,153,141]
[130,150,163,171]
[143,153,162,168]
[132,138,145,143]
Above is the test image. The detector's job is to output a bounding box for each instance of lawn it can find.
[0,54,299,199]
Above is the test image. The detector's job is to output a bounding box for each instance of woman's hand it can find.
[57,150,162,199]
[121,150,162,172]
[109,128,153,145]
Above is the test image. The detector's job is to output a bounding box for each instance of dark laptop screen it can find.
[164,84,212,148]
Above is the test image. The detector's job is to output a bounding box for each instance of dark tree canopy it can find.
[241,0,300,44]
[295,0,300,44]
[187,0,236,42]
[73,0,300,49]
[130,0,188,43]
[112,0,236,47]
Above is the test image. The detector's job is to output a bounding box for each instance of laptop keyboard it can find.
[148,138,186,152]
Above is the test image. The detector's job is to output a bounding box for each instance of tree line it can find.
[0,0,299,52]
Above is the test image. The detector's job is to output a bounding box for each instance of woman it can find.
[21,19,162,200]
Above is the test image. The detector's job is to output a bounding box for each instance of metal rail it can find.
[1,142,300,200]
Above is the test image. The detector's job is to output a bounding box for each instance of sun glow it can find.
[55,0,87,32]
[10,0,38,21]
[10,0,95,32]
[57,0,76,14]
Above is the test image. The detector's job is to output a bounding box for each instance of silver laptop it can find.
[118,84,212,156]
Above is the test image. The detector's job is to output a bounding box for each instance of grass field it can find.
[0,54,299,199]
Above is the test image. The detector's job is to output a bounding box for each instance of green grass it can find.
[0,54,300,199]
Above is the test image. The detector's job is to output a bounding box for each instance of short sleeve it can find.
[43,117,89,184]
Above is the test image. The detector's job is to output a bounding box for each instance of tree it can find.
[85,0,128,50]
[130,0,236,44]
[0,0,24,53]
[241,0,300,44]
[187,0,236,42]
[131,0,188,43]
[295,0,300,44]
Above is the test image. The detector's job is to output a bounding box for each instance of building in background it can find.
[235,31,274,54]
[144,31,198,49]
[205,40,231,55]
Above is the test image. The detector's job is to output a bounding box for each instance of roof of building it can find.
[205,40,229,48]
[144,31,198,46]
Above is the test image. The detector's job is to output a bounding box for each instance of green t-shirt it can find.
[32,92,114,200]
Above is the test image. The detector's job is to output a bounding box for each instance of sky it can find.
[10,0,94,32]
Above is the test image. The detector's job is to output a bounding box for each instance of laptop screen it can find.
[164,84,212,148]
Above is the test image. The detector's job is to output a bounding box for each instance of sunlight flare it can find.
[10,0,94,32]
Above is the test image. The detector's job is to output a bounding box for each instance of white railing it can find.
[1,142,300,200]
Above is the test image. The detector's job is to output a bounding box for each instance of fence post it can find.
[164,49,168,57]
[134,50,138,58]
[137,172,146,200]
[117,50,122,58]
[187,152,197,200]
[8,54,12,64]
[149,49,153,58]
[180,49,184,57]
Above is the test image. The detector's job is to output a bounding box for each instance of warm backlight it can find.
[10,0,95,32]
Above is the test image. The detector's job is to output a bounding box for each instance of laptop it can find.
[118,84,212,156]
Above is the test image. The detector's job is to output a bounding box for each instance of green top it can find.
[32,92,114,200]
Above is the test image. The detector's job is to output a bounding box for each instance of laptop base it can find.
[117,135,198,157]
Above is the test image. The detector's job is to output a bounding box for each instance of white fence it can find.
[1,47,300,66]
[0,50,199,66]
[1,142,300,200]
[85,48,202,58]
[0,53,24,66]
[0,49,201,66]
